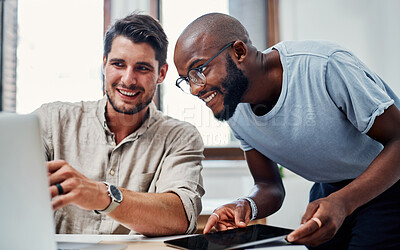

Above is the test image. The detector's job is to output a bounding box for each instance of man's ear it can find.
[232,41,247,63]
[102,56,107,95]
[157,63,168,84]
[102,55,107,73]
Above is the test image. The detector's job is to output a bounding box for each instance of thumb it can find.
[234,201,248,228]
[301,201,320,224]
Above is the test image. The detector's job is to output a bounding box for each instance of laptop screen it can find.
[0,113,57,250]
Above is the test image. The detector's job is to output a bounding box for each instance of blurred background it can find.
[1,0,399,229]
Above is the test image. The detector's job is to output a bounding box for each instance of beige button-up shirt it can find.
[35,97,204,234]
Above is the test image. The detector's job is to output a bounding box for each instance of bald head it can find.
[174,13,253,75]
[178,13,251,48]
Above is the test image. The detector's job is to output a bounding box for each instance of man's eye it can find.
[112,62,123,67]
[137,66,150,71]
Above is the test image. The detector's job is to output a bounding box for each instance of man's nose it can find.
[121,69,136,85]
[190,81,205,96]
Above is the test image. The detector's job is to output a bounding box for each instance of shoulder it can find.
[273,40,350,59]
[35,100,100,122]
[156,111,201,135]
[150,110,204,147]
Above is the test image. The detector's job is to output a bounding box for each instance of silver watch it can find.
[94,182,123,214]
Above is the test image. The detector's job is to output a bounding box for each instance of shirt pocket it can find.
[129,172,155,192]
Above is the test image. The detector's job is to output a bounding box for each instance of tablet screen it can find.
[164,224,293,250]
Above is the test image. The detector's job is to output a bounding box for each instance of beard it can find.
[213,55,249,121]
[106,84,154,115]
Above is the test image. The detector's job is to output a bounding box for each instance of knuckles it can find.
[68,177,80,188]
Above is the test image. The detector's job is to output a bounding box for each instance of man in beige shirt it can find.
[35,13,204,236]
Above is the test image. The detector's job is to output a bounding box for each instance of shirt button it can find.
[110,169,115,176]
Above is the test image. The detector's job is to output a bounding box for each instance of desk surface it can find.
[101,241,170,250]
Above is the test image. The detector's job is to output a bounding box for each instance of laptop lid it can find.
[0,112,57,250]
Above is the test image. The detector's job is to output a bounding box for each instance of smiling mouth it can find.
[202,91,217,103]
[118,89,139,97]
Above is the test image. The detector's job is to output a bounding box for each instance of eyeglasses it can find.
[176,41,235,94]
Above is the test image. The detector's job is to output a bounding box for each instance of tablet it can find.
[164,224,293,250]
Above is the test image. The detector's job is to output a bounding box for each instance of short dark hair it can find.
[104,13,168,68]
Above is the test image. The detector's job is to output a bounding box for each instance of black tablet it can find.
[164,224,293,250]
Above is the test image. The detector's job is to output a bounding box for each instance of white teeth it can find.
[119,89,138,96]
[203,92,217,103]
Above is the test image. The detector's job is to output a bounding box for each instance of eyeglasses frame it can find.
[176,41,235,93]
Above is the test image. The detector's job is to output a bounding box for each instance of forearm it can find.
[330,138,400,216]
[243,149,286,220]
[247,181,285,219]
[108,190,189,236]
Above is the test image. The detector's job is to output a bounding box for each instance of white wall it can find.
[279,0,400,96]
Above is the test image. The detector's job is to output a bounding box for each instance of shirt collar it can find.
[96,95,159,139]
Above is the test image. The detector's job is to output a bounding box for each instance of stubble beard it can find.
[106,84,154,115]
[213,55,250,121]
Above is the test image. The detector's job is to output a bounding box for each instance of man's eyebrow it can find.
[109,58,125,63]
[108,59,155,70]
[137,61,155,70]
[178,59,204,77]
[188,59,205,71]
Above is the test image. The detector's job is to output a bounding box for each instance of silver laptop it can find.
[0,112,57,250]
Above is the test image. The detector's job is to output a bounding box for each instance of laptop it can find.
[0,112,57,250]
[0,112,129,250]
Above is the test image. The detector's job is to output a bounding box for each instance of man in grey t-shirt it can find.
[174,13,400,248]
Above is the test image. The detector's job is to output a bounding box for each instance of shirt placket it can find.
[98,134,121,234]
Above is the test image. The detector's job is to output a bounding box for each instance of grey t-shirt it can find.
[228,40,400,183]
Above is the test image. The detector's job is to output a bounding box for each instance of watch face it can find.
[110,185,122,201]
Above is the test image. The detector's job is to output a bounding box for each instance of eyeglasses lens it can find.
[189,69,206,86]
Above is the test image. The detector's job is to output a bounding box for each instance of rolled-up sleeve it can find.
[155,123,205,234]
[33,103,55,160]
[325,51,394,134]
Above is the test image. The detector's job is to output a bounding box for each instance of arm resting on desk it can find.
[108,191,188,236]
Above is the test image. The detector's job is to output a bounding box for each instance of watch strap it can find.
[96,199,120,214]
[94,182,122,214]
[238,197,258,221]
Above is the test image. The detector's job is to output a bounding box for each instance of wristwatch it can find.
[94,182,123,214]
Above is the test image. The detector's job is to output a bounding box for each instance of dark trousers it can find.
[308,179,400,250]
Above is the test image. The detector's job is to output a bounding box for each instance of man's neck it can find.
[244,49,283,108]
[105,103,149,144]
